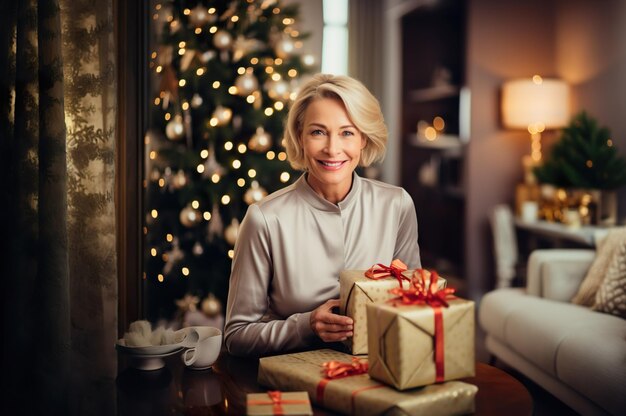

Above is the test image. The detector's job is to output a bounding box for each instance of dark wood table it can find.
[116,352,532,415]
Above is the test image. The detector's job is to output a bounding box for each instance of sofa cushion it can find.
[572,227,626,306]
[555,314,626,416]
[593,238,626,319]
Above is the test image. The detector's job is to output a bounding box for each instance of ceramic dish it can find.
[121,347,184,371]
[115,339,185,356]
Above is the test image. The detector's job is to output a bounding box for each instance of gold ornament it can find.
[266,79,290,101]
[191,93,203,108]
[180,204,202,227]
[200,50,216,63]
[213,30,233,50]
[207,203,223,242]
[275,37,295,58]
[233,35,263,62]
[188,4,215,27]
[244,181,268,205]
[224,218,240,246]
[176,294,200,312]
[165,115,185,140]
[192,241,204,256]
[171,169,187,190]
[235,71,259,96]
[201,147,225,179]
[248,127,272,152]
[201,293,222,317]
[212,105,233,125]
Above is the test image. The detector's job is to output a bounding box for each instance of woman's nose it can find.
[325,134,341,154]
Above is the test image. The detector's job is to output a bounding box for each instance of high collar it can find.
[295,172,361,212]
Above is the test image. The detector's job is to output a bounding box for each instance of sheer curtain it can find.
[348,0,384,100]
[0,0,117,414]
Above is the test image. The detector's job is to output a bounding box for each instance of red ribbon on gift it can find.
[389,269,456,383]
[322,357,369,379]
[247,391,310,415]
[364,258,410,287]
[317,358,384,414]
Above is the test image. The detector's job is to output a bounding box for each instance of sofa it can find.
[479,249,626,416]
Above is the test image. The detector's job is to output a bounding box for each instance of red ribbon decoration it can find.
[322,357,369,379]
[317,358,384,414]
[389,269,456,383]
[364,258,410,287]
[317,358,369,404]
[247,391,310,415]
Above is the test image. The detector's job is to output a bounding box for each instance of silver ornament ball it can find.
[180,205,202,227]
[165,115,185,140]
[213,30,233,50]
[235,72,259,96]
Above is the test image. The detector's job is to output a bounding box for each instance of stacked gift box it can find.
[248,260,478,416]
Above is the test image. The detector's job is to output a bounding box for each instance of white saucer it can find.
[119,347,184,371]
[115,339,186,356]
[185,364,214,371]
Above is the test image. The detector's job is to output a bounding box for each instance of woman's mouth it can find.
[317,160,346,170]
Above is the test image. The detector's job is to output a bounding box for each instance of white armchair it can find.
[480,249,626,416]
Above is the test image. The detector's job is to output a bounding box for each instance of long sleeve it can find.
[224,204,316,357]
[393,190,421,269]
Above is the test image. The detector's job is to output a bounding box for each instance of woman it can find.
[224,74,421,357]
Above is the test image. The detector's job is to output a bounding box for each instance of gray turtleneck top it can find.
[224,173,421,356]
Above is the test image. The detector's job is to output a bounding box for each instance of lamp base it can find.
[522,154,539,185]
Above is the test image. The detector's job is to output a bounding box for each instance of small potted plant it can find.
[533,111,626,226]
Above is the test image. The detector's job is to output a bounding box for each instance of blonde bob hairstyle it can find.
[283,73,388,171]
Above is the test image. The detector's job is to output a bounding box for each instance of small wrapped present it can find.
[367,270,475,390]
[340,259,446,354]
[247,391,313,415]
[258,349,477,416]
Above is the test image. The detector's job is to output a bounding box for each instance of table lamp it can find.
[501,75,569,183]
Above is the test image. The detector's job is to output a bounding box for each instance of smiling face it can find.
[300,97,366,203]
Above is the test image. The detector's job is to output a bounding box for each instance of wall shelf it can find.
[409,85,460,102]
[400,0,467,277]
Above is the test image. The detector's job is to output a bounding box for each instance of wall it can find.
[465,0,557,298]
[555,0,626,218]
[465,0,626,298]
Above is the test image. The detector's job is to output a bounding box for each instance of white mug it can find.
[521,201,539,223]
[182,326,222,370]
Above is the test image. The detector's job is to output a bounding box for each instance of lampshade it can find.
[501,78,569,129]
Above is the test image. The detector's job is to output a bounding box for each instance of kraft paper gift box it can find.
[366,298,475,390]
[257,349,477,416]
[247,391,313,415]
[340,263,446,355]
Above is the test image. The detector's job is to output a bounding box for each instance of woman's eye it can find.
[311,129,324,136]
[342,130,354,136]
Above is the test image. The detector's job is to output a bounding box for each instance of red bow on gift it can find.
[364,258,410,287]
[322,357,369,379]
[389,269,456,307]
[317,358,379,412]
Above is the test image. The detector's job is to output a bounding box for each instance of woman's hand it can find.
[310,299,354,342]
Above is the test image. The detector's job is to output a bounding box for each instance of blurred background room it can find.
[2,0,625,414]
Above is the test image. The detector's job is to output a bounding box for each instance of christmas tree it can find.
[534,111,626,190]
[145,0,314,323]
